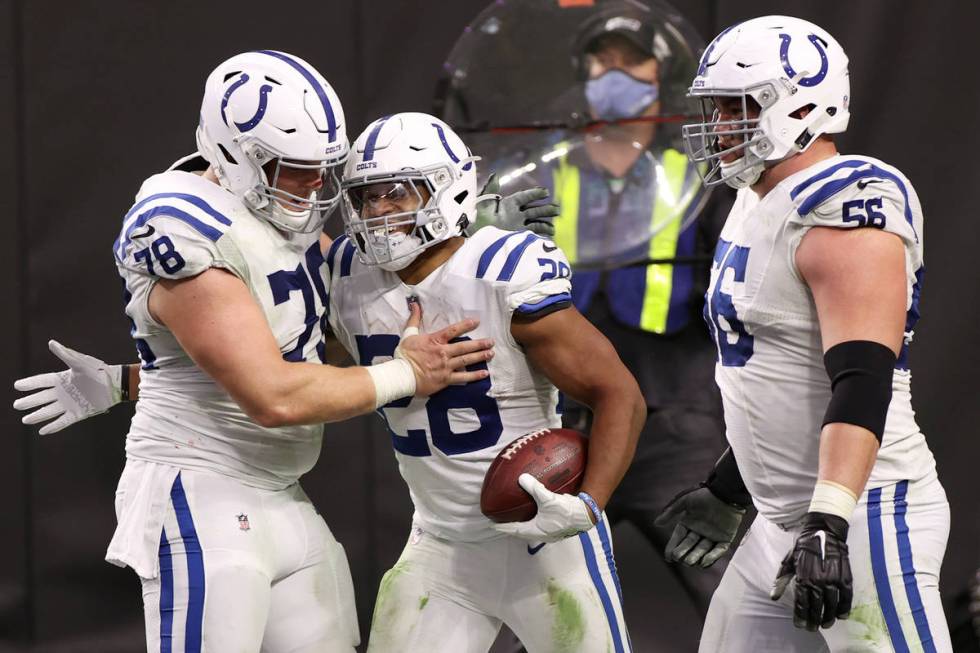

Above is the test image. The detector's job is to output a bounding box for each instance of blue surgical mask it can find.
[585,69,659,122]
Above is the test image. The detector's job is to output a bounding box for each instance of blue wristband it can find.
[578,491,602,525]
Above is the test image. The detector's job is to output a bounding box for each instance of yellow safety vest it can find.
[552,146,697,334]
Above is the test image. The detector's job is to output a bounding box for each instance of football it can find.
[480,428,588,523]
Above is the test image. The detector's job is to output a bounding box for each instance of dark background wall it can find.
[1,1,978,651]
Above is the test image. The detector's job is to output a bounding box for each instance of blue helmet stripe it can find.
[362,116,392,162]
[432,122,472,171]
[697,24,737,76]
[255,50,338,142]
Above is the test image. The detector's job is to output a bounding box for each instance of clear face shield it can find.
[435,0,712,270]
[342,177,438,271]
[681,83,777,189]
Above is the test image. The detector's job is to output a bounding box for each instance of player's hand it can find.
[395,299,494,396]
[770,512,852,631]
[492,473,595,543]
[12,340,123,435]
[654,485,746,567]
[474,173,559,237]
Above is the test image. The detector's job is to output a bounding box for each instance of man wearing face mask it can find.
[540,7,737,617]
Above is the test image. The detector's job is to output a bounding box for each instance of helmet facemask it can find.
[682,82,780,189]
[343,171,450,272]
[238,139,347,233]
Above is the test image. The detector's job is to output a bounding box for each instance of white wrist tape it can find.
[808,480,858,521]
[366,359,416,409]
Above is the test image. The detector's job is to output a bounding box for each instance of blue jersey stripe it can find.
[515,292,572,315]
[170,474,205,653]
[796,165,918,242]
[255,50,338,143]
[124,192,233,227]
[362,116,392,162]
[158,527,174,653]
[868,487,911,652]
[476,231,524,279]
[578,530,626,653]
[789,159,868,200]
[497,233,539,281]
[339,240,356,277]
[897,267,924,371]
[118,206,225,260]
[326,234,349,275]
[893,481,938,652]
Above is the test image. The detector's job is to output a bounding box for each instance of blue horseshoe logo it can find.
[220,72,274,132]
[779,33,829,87]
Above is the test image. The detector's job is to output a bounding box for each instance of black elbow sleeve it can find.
[822,340,896,443]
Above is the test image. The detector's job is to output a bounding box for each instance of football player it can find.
[331,112,645,652]
[655,16,953,652]
[14,51,494,653]
[17,111,646,652]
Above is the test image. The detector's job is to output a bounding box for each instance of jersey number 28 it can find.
[355,334,503,457]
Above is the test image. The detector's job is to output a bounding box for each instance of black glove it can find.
[654,485,746,567]
[770,512,853,631]
[474,173,559,237]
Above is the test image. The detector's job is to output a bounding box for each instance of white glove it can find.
[492,473,596,543]
[13,340,124,435]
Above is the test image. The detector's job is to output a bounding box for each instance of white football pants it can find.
[138,469,359,652]
[367,519,632,653]
[700,474,952,652]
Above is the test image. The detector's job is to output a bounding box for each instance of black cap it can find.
[571,2,669,78]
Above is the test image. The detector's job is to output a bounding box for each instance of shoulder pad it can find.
[788,158,920,245]
[325,234,358,281]
[113,191,235,280]
[470,228,572,316]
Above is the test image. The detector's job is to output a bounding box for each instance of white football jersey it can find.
[327,227,573,542]
[705,154,936,526]
[114,155,329,490]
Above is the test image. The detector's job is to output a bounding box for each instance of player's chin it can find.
[719,150,745,165]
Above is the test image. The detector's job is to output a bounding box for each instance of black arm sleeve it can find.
[704,446,752,508]
[822,340,896,443]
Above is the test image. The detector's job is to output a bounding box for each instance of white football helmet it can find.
[196,50,349,232]
[682,16,850,189]
[342,112,480,271]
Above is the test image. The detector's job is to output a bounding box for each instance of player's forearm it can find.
[578,378,646,510]
[120,355,381,426]
[238,360,378,427]
[815,422,879,501]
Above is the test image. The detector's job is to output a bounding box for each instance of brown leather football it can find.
[480,428,588,523]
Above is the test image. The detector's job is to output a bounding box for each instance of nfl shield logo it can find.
[237,513,250,532]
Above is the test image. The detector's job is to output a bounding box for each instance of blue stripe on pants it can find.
[578,530,625,653]
[159,526,174,653]
[868,486,910,653]
[893,480,937,652]
[170,473,205,653]
[596,520,631,651]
